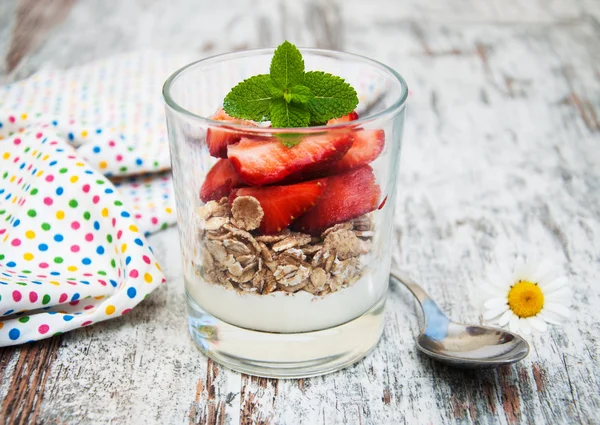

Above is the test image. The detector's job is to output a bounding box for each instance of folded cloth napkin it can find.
[0,51,195,234]
[0,51,192,346]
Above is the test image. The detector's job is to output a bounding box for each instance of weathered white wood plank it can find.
[1,1,599,424]
[0,0,17,84]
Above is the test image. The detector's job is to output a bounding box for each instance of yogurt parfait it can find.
[164,41,408,377]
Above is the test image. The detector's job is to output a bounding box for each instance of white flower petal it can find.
[498,309,514,326]
[521,258,539,281]
[482,284,507,297]
[484,297,508,309]
[531,259,555,282]
[483,305,509,320]
[489,273,511,290]
[538,311,562,325]
[497,264,513,283]
[512,256,526,281]
[545,287,572,302]
[528,316,548,332]
[538,271,561,287]
[486,272,502,285]
[540,276,568,292]
[509,315,520,333]
[544,302,571,318]
[520,318,532,334]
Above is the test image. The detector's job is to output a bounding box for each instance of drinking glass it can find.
[163,48,407,378]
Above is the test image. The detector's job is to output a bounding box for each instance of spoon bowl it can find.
[391,270,529,368]
[415,323,530,368]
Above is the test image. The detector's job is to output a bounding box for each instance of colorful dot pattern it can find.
[112,172,174,236]
[0,52,181,234]
[0,52,192,176]
[0,129,166,347]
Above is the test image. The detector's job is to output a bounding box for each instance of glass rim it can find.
[162,47,408,133]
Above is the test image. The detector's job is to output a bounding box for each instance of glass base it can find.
[186,293,386,378]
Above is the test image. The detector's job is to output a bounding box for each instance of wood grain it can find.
[1,0,599,424]
[6,0,76,73]
[240,376,278,425]
[0,337,61,425]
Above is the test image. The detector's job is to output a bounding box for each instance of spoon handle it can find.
[391,269,451,339]
[390,269,433,305]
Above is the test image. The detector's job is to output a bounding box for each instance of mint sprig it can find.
[303,71,359,125]
[223,41,358,133]
[222,75,277,121]
[270,98,311,128]
[270,41,305,89]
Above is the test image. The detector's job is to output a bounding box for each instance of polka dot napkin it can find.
[0,51,195,233]
[0,51,193,346]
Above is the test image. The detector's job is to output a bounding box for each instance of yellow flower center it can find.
[507,281,544,318]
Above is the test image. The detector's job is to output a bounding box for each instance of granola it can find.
[192,197,374,296]
[231,196,264,231]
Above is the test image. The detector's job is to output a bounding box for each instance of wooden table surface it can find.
[1,0,599,424]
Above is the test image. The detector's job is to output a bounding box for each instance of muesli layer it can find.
[192,197,374,296]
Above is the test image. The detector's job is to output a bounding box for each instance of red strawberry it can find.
[200,159,244,203]
[230,179,327,234]
[227,132,354,186]
[292,166,380,235]
[327,111,359,125]
[329,129,385,173]
[206,108,257,158]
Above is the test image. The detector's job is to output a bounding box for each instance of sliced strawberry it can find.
[230,179,327,234]
[327,111,359,125]
[292,166,380,235]
[329,129,385,173]
[200,159,244,203]
[206,108,257,158]
[227,132,354,186]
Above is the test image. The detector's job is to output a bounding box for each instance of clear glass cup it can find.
[163,48,407,378]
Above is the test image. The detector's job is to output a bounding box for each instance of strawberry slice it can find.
[206,108,257,158]
[230,179,327,234]
[292,166,380,235]
[200,159,244,203]
[329,129,385,173]
[227,133,354,186]
[327,111,359,125]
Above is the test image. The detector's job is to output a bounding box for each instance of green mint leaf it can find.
[276,133,304,148]
[303,71,359,125]
[223,74,281,121]
[270,41,305,89]
[288,85,314,104]
[222,41,360,131]
[268,81,284,98]
[269,98,310,128]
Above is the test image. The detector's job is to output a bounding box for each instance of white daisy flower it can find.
[482,257,571,334]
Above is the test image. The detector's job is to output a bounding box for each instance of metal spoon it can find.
[390,270,530,368]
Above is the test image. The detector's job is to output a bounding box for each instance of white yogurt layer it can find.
[185,270,386,333]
